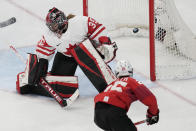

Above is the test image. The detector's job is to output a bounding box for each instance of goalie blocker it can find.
[16,54,78,99]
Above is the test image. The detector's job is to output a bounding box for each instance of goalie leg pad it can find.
[16,72,32,94]
[16,53,41,94]
[17,72,78,98]
[16,53,79,98]
[45,75,78,98]
[22,53,39,85]
[16,72,51,96]
[71,40,116,92]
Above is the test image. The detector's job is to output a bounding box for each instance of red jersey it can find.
[94,77,158,114]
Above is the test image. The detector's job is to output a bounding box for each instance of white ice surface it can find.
[0,0,196,131]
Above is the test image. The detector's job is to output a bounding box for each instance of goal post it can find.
[83,0,88,16]
[83,0,196,81]
[149,0,156,81]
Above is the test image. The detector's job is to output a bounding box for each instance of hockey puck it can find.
[11,17,16,23]
[133,28,139,33]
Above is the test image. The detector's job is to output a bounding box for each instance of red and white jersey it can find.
[94,77,159,114]
[36,16,109,60]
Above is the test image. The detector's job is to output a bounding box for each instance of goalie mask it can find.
[115,60,133,78]
[46,7,68,34]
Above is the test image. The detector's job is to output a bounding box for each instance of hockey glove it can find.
[34,58,48,85]
[146,109,159,125]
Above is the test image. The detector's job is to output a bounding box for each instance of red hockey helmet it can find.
[46,7,68,34]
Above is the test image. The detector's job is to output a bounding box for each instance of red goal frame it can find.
[83,0,156,81]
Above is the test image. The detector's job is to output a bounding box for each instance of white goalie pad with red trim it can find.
[82,40,117,84]
[45,75,78,98]
[70,39,116,92]
[16,72,26,93]
[16,72,79,98]
[18,53,39,86]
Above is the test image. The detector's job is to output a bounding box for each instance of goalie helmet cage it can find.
[83,0,196,81]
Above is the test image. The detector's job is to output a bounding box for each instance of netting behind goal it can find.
[83,0,196,80]
[154,0,196,80]
[84,0,149,38]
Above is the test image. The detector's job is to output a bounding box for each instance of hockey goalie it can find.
[16,7,117,106]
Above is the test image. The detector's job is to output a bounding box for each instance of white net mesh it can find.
[87,0,196,80]
[88,0,149,38]
[154,0,196,79]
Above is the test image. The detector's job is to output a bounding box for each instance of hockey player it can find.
[17,7,117,100]
[94,60,159,131]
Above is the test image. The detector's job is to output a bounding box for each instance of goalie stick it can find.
[134,119,146,126]
[9,45,79,107]
[40,78,79,107]
[0,17,16,28]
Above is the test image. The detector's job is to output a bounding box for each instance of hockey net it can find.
[83,0,196,80]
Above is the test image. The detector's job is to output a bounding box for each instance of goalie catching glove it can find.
[96,36,118,63]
